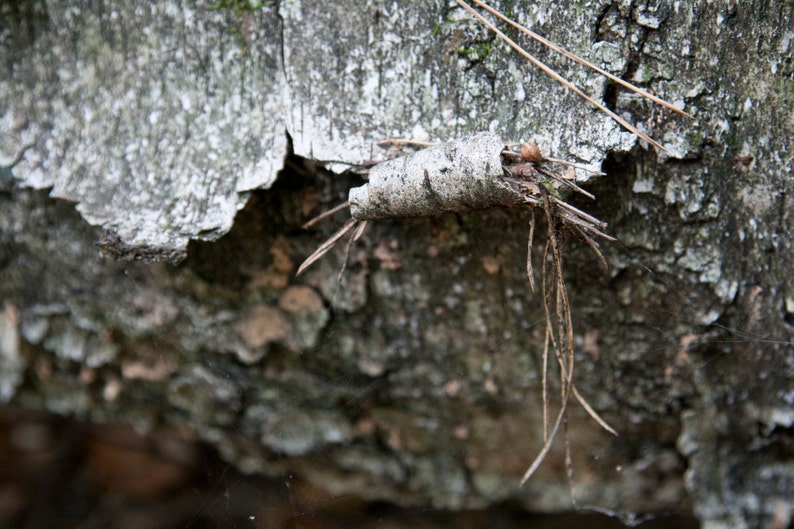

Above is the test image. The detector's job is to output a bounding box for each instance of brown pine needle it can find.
[573,385,618,436]
[335,220,369,284]
[376,138,440,148]
[296,218,359,276]
[536,166,596,200]
[544,156,606,176]
[571,225,609,271]
[467,0,693,119]
[553,200,616,239]
[520,388,569,484]
[352,219,368,241]
[302,201,350,229]
[526,213,536,292]
[455,0,668,151]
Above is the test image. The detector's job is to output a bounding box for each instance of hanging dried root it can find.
[519,183,616,487]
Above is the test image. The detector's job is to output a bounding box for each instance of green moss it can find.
[457,41,492,60]
[501,2,518,42]
[540,178,562,199]
[690,130,704,148]
[431,16,455,39]
[778,75,794,111]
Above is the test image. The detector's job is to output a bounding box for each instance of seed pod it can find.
[521,142,544,164]
[349,132,527,221]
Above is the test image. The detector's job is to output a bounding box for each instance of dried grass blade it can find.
[563,413,577,507]
[536,166,595,200]
[302,201,350,229]
[573,385,618,436]
[520,395,568,485]
[455,0,667,151]
[468,0,693,119]
[545,156,606,176]
[296,218,359,276]
[571,225,609,270]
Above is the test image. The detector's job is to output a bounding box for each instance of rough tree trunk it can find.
[1,1,793,528]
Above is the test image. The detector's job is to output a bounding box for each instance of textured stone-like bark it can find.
[1,1,793,528]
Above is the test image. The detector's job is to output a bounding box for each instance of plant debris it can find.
[297,133,617,487]
[296,0,692,492]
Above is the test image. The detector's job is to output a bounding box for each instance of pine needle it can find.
[573,385,618,436]
[526,212,536,292]
[376,138,440,148]
[467,0,693,119]
[544,156,606,176]
[296,218,359,276]
[302,201,350,229]
[455,0,673,151]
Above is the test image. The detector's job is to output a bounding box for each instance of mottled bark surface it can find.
[1,1,793,528]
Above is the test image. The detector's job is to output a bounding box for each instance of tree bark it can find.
[1,1,793,527]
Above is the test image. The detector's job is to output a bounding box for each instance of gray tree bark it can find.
[2,1,793,527]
